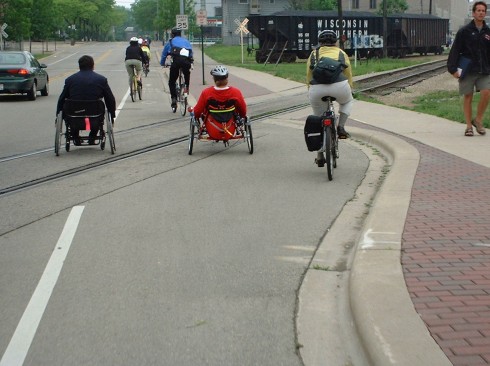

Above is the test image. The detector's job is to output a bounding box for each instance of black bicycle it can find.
[173,69,187,116]
[317,96,339,181]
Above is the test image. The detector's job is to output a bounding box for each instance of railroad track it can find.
[0,104,308,197]
[354,59,447,96]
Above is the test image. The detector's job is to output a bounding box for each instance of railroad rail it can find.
[354,59,447,96]
[0,104,308,197]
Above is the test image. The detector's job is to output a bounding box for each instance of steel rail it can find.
[0,104,308,196]
[355,59,447,95]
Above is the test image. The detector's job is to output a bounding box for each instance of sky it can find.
[116,0,134,8]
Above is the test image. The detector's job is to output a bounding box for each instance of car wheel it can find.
[28,82,37,100]
[41,80,49,96]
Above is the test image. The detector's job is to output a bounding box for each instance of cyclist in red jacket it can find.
[193,65,247,121]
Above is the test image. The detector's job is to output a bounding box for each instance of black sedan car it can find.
[0,51,49,100]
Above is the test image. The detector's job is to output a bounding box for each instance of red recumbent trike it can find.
[187,101,253,155]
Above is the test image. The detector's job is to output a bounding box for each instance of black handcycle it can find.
[54,99,116,155]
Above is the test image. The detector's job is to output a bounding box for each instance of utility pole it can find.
[383,0,387,58]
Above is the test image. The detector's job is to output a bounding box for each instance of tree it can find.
[31,0,58,40]
[1,0,33,41]
[132,0,195,40]
[288,0,336,10]
[377,0,408,15]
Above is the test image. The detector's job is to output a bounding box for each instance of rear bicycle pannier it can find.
[304,115,323,151]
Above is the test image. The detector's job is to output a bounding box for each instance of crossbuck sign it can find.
[234,18,249,64]
[0,23,8,51]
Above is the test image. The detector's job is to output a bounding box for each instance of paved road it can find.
[0,42,370,365]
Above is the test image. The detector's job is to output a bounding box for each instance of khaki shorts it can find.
[459,73,490,95]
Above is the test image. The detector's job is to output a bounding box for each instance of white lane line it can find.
[47,52,80,66]
[115,89,131,117]
[0,206,85,366]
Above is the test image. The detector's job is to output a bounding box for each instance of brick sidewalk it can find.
[402,140,490,365]
[352,119,490,365]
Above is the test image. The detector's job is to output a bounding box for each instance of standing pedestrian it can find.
[447,0,490,136]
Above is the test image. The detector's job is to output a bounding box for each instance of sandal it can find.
[471,119,486,135]
[465,127,474,136]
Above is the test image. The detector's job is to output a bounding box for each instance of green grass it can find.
[203,44,437,83]
[203,44,488,127]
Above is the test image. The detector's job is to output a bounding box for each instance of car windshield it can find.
[0,53,26,65]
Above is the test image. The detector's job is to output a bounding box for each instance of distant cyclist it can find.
[125,37,148,88]
[306,30,353,140]
[160,28,194,109]
[141,39,151,72]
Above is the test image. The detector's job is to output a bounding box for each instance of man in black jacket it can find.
[447,0,490,136]
[56,55,116,145]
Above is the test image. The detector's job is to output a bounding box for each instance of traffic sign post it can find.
[0,23,8,51]
[196,10,208,85]
[234,18,249,64]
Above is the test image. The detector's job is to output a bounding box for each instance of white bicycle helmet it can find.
[210,65,228,77]
[130,36,138,43]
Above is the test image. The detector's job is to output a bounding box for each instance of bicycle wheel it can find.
[172,82,179,113]
[107,116,116,154]
[324,126,333,181]
[188,117,195,155]
[180,93,187,116]
[245,123,253,154]
[54,112,63,156]
[178,75,187,116]
[130,77,135,102]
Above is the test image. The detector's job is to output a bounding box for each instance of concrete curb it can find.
[348,127,452,366]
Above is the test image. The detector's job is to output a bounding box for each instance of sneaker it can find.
[337,126,350,139]
[171,98,177,109]
[72,137,81,146]
[315,152,325,167]
[183,86,189,96]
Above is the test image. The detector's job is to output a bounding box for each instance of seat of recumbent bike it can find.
[63,99,106,131]
[204,99,239,139]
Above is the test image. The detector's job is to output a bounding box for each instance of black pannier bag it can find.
[304,115,323,151]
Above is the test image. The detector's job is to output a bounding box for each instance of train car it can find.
[247,11,449,63]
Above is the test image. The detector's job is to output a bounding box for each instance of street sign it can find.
[234,18,249,64]
[196,10,207,26]
[1,23,8,39]
[234,18,249,35]
[176,15,188,30]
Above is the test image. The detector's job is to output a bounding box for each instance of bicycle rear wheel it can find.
[137,82,142,100]
[324,126,333,181]
[130,77,136,102]
[178,75,187,116]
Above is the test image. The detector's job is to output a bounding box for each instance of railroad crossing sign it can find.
[176,15,188,30]
[234,18,249,64]
[234,18,249,35]
[196,10,207,26]
[0,23,8,51]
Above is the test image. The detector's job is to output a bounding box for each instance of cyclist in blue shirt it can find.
[160,28,194,109]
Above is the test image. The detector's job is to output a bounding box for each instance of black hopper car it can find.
[247,10,449,63]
